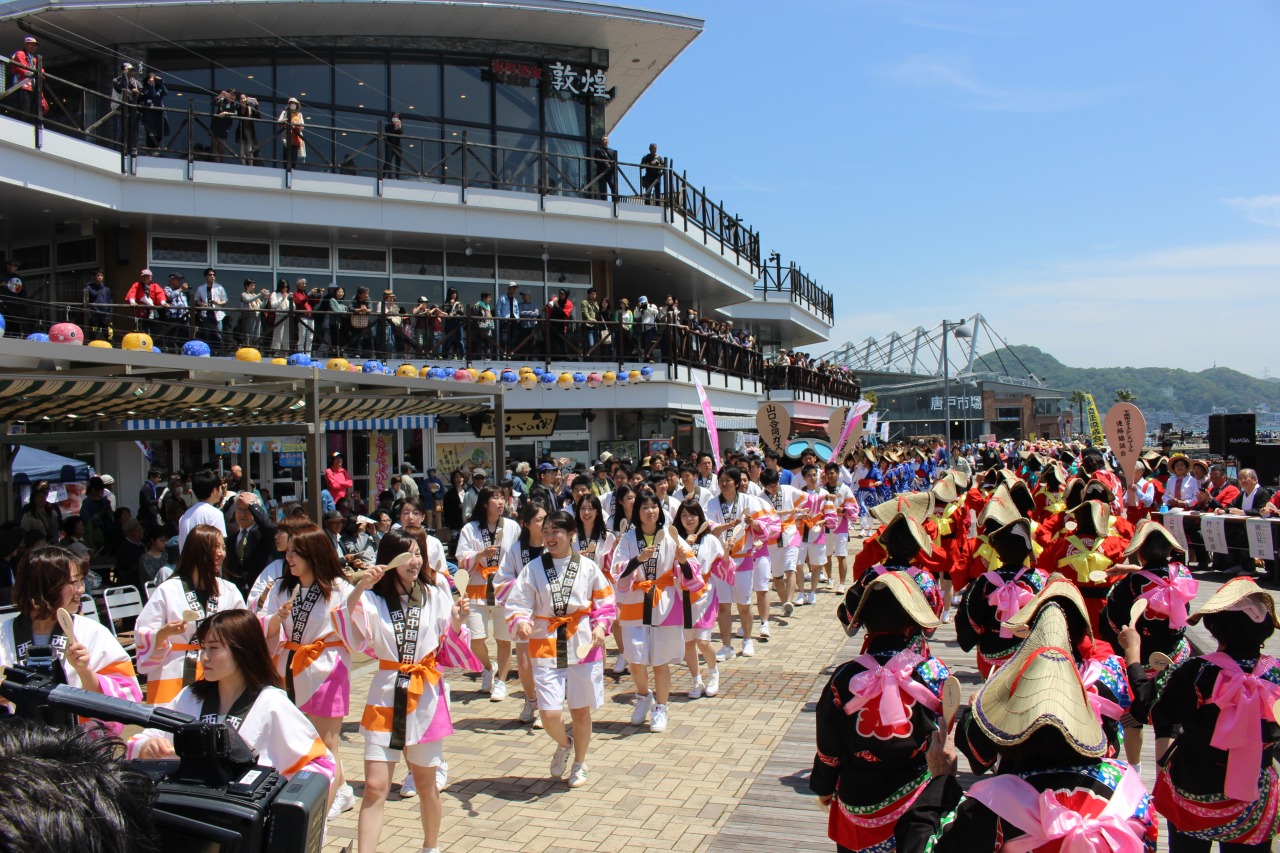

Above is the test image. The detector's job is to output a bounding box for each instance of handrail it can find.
[0,56,763,275]
[0,295,861,404]
[757,257,834,325]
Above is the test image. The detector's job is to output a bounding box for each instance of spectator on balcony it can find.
[163,273,189,347]
[347,286,373,353]
[236,92,260,165]
[442,287,465,358]
[518,290,541,352]
[138,71,168,150]
[658,295,681,363]
[194,267,227,350]
[580,287,601,353]
[291,278,315,353]
[634,295,658,362]
[210,89,237,162]
[83,268,112,340]
[277,97,305,170]
[110,62,142,154]
[238,278,264,348]
[639,143,664,204]
[614,297,633,360]
[377,289,404,355]
[125,268,166,338]
[318,285,346,354]
[411,296,441,355]
[383,112,403,178]
[8,36,39,121]
[593,135,618,201]
[496,281,520,356]
[472,291,497,357]
[266,278,290,354]
[546,288,573,356]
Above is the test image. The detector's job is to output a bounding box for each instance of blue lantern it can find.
[182,340,212,357]
[381,366,393,375]
[640,366,654,381]
[287,353,312,366]
[572,371,587,389]
[152,346,161,353]
[616,371,629,386]
[0,313,7,335]
[538,372,556,386]
[362,359,382,373]
[500,370,518,385]
[428,367,446,380]
[26,332,49,342]
[443,366,457,379]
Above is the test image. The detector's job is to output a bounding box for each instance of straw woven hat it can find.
[1123,518,1182,557]
[1003,573,1093,639]
[847,570,943,633]
[981,468,1017,490]
[1007,480,1036,519]
[989,517,1034,565]
[1188,577,1280,627]
[929,474,960,504]
[1062,478,1087,510]
[977,484,1021,531]
[1040,461,1068,490]
[973,603,1107,757]
[1080,480,1115,506]
[950,470,972,491]
[1167,452,1192,472]
[870,491,935,525]
[1069,499,1110,536]
[864,448,878,464]
[879,512,933,556]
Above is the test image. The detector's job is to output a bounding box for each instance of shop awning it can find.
[124,415,440,432]
[694,414,757,431]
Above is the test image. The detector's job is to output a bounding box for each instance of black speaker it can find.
[1208,413,1256,457]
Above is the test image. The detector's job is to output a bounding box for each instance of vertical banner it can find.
[369,431,391,502]
[1163,510,1189,554]
[865,413,879,441]
[1058,415,1065,439]
[1200,515,1229,556]
[695,380,722,469]
[1247,519,1276,561]
[1084,393,1106,447]
[880,421,890,442]
[831,399,875,460]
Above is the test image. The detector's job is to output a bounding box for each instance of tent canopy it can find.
[11,446,91,485]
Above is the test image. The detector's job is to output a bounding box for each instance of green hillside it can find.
[984,346,1280,416]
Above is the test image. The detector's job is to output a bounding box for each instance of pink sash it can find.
[842,650,940,726]
[1136,568,1198,630]
[1203,652,1280,802]
[983,569,1033,638]
[1081,659,1125,722]
[968,764,1148,853]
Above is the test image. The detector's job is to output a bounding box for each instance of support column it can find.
[306,369,324,521]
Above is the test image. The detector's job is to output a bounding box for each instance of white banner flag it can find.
[865,413,879,436]
[1246,518,1276,561]
[1162,511,1189,555]
[1200,515,1229,556]
[880,421,890,441]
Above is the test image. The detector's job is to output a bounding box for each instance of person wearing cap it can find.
[814,571,949,853]
[1037,485,1130,635]
[110,61,142,153]
[278,96,306,169]
[324,454,353,503]
[956,517,1049,677]
[898,603,1157,852]
[529,462,561,512]
[1162,453,1200,511]
[125,268,167,339]
[634,295,659,362]
[1148,578,1280,850]
[9,36,40,120]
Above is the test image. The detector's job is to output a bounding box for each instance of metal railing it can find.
[1,295,860,403]
[1,58,762,275]
[757,257,834,325]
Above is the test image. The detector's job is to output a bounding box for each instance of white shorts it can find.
[621,624,685,667]
[729,559,770,605]
[801,540,827,567]
[363,738,445,768]
[689,626,714,642]
[711,574,733,603]
[830,532,849,558]
[534,660,604,711]
[465,601,510,642]
[768,545,799,579]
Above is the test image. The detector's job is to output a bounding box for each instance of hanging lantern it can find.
[586,372,602,389]
[25,332,50,342]
[88,340,113,349]
[182,340,212,357]
[499,369,518,387]
[122,332,153,351]
[270,357,288,365]
[478,370,497,385]
[235,347,262,362]
[539,372,556,387]
[328,357,351,371]
[397,364,418,377]
[616,371,629,386]
[572,371,587,389]
[48,323,84,345]
[602,370,617,387]
[640,366,654,382]
[628,369,642,384]
[288,353,312,366]
[361,359,383,373]
[519,372,539,390]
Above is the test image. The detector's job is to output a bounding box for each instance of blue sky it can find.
[610,1,1280,376]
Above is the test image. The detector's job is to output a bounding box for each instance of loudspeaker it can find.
[1208,413,1256,457]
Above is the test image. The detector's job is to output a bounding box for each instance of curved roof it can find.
[1,0,703,130]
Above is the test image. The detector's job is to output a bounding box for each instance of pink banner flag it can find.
[832,399,874,459]
[695,380,722,469]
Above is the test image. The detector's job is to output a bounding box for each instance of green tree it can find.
[861,389,878,409]
[1068,390,1088,434]
[1115,389,1137,403]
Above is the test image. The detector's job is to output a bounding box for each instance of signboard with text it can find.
[479,410,558,438]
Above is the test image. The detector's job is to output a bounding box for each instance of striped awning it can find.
[124,415,439,431]
[694,414,757,431]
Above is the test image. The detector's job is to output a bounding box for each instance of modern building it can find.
[0,0,850,505]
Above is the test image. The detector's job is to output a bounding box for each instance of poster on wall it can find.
[436,441,495,476]
[597,439,638,463]
[369,431,392,500]
[643,438,674,459]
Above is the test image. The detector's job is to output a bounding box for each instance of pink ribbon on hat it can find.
[842,650,940,724]
[1203,652,1280,802]
[1080,660,1125,723]
[968,764,1147,853]
[984,570,1034,638]
[1137,570,1199,630]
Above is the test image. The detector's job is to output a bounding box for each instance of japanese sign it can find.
[478,410,558,438]
[756,402,790,452]
[1084,393,1105,447]
[1103,402,1145,483]
[278,441,305,468]
[597,439,638,463]
[489,59,543,86]
[1162,511,1189,553]
[1247,518,1276,561]
[1200,515,1229,556]
[547,63,612,99]
[436,441,494,477]
[369,431,391,500]
[930,396,983,411]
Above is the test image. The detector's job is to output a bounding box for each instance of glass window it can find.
[278,244,331,270]
[217,240,271,267]
[151,236,208,265]
[495,77,539,131]
[55,238,96,268]
[333,110,380,174]
[336,61,388,114]
[390,59,441,120]
[443,63,490,124]
[338,247,387,273]
[443,125,493,186]
[389,279,444,307]
[498,255,543,283]
[544,91,585,137]
[399,116,443,180]
[335,275,390,303]
[297,108,335,169]
[445,252,494,280]
[545,136,588,195]
[214,58,271,99]
[495,130,539,190]
[10,243,49,270]
[547,258,591,286]
[277,54,331,105]
[392,248,444,277]
[445,281,492,308]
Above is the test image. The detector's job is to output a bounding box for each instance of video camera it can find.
[1,666,327,853]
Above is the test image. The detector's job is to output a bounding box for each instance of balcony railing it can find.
[756,258,834,325]
[2,297,861,404]
[1,58,762,275]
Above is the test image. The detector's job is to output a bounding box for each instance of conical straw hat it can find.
[1123,518,1182,557]
[870,491,935,526]
[1188,576,1279,627]
[848,570,943,632]
[1003,573,1093,639]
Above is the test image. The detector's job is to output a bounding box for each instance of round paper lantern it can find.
[572,371,587,389]
[443,366,456,379]
[347,363,361,372]
[452,369,471,382]
[397,364,418,377]
[0,313,6,335]
[499,369,518,386]
[87,340,112,349]
[121,332,153,351]
[381,366,393,375]
[557,372,574,390]
[640,366,654,382]
[270,357,288,365]
[325,358,349,371]
[182,340,211,357]
[427,367,447,380]
[602,370,616,387]
[235,347,262,362]
[539,372,556,387]
[586,372,602,389]
[519,373,538,390]
[26,332,49,342]
[48,323,84,345]
[361,360,382,374]
[628,369,642,384]
[616,371,629,386]
[151,346,161,353]
[287,353,312,367]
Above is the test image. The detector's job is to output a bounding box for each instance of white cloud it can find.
[1223,195,1280,228]
[881,54,1136,112]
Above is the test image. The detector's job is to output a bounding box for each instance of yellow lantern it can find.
[270,357,288,365]
[235,347,262,362]
[327,358,351,371]
[87,340,113,349]
[121,332,153,352]
[397,364,418,377]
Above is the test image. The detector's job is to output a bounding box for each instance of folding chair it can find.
[102,585,144,654]
[0,603,17,631]
[78,593,101,624]
[144,580,159,600]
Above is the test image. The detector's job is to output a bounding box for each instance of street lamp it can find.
[941,319,971,447]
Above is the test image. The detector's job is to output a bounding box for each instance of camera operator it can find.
[0,546,142,730]
[128,610,335,790]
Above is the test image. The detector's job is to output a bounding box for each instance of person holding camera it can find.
[139,71,168,150]
[0,546,142,729]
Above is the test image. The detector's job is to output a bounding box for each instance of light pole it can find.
[941,319,971,446]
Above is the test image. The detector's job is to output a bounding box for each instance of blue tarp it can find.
[11,446,91,485]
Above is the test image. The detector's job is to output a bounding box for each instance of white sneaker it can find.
[742,639,756,657]
[490,678,507,701]
[550,739,573,778]
[951,593,964,607]
[821,573,829,585]
[436,761,448,791]
[760,621,771,639]
[631,692,653,725]
[735,627,744,638]
[400,771,417,798]
[715,645,735,662]
[783,601,795,616]
[688,679,705,699]
[327,783,356,819]
[567,762,589,788]
[704,667,720,696]
[806,591,817,605]
[533,711,544,729]
[519,699,537,723]
[650,703,669,733]
[794,593,807,606]
[612,654,628,675]
[834,584,846,594]
[481,667,495,693]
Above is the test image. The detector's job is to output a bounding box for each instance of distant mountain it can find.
[984,346,1280,417]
